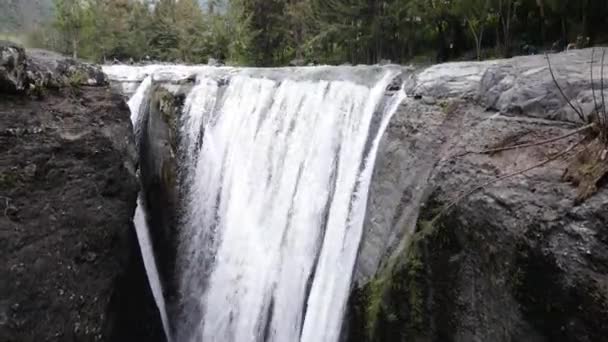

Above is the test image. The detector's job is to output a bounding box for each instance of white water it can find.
[108,65,406,342]
[128,75,152,125]
[176,71,405,342]
[133,197,172,341]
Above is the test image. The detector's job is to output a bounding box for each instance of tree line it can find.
[29,0,608,66]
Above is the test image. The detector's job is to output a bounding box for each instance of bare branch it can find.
[601,48,607,124]
[590,48,603,127]
[470,123,595,155]
[545,53,586,123]
[439,137,586,218]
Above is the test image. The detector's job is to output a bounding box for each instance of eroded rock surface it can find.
[0,46,164,341]
[352,49,608,341]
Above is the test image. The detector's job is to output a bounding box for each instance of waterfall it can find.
[110,65,405,342]
[128,75,172,341]
[134,197,172,341]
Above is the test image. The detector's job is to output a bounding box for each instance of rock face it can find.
[0,43,164,341]
[138,85,182,302]
[0,41,27,93]
[350,48,608,341]
[0,41,107,96]
[102,49,607,341]
[26,49,107,89]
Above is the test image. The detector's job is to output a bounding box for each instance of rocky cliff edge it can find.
[351,48,608,342]
[0,42,165,341]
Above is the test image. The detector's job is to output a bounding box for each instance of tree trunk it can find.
[581,0,588,37]
[72,37,78,59]
[495,25,501,53]
[537,0,545,45]
[582,0,588,38]
[561,16,567,43]
[478,30,484,60]
[502,0,513,57]
[466,18,483,61]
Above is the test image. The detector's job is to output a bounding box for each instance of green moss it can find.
[358,215,447,341]
[153,87,179,150]
[405,241,426,330]
[0,171,22,189]
[67,69,89,87]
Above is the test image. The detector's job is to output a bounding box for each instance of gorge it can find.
[114,65,407,342]
[2,41,607,342]
[104,49,608,342]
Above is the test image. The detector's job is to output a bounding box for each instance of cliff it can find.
[350,49,608,341]
[102,48,608,341]
[0,42,164,341]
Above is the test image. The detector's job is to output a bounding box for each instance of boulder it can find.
[1,42,108,94]
[0,41,27,93]
[408,48,607,124]
[26,48,107,89]
[289,58,306,67]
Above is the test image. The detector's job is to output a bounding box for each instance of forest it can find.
[2,0,608,66]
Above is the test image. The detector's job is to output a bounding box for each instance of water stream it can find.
[108,65,406,342]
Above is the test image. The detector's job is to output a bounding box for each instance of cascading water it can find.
[105,65,405,342]
[128,75,172,341]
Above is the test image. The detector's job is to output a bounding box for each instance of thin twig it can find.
[601,48,607,124]
[438,137,586,218]
[546,53,586,123]
[470,123,594,155]
[590,48,603,127]
[1,196,11,218]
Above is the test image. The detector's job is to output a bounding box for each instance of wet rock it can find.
[138,85,181,297]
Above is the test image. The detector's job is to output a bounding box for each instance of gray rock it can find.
[0,41,27,93]
[26,48,107,89]
[350,48,608,341]
[421,95,436,105]
[1,68,164,341]
[137,85,180,296]
[289,58,306,67]
[207,57,224,66]
[406,48,607,124]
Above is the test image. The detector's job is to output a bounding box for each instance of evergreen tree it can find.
[23,0,607,65]
[53,0,94,58]
[148,0,180,61]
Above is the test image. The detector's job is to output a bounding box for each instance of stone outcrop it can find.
[0,41,106,96]
[0,43,164,341]
[0,41,27,93]
[26,49,107,89]
[350,48,608,341]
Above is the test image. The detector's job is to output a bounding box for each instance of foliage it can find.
[0,0,54,33]
[53,0,94,58]
[2,0,608,65]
